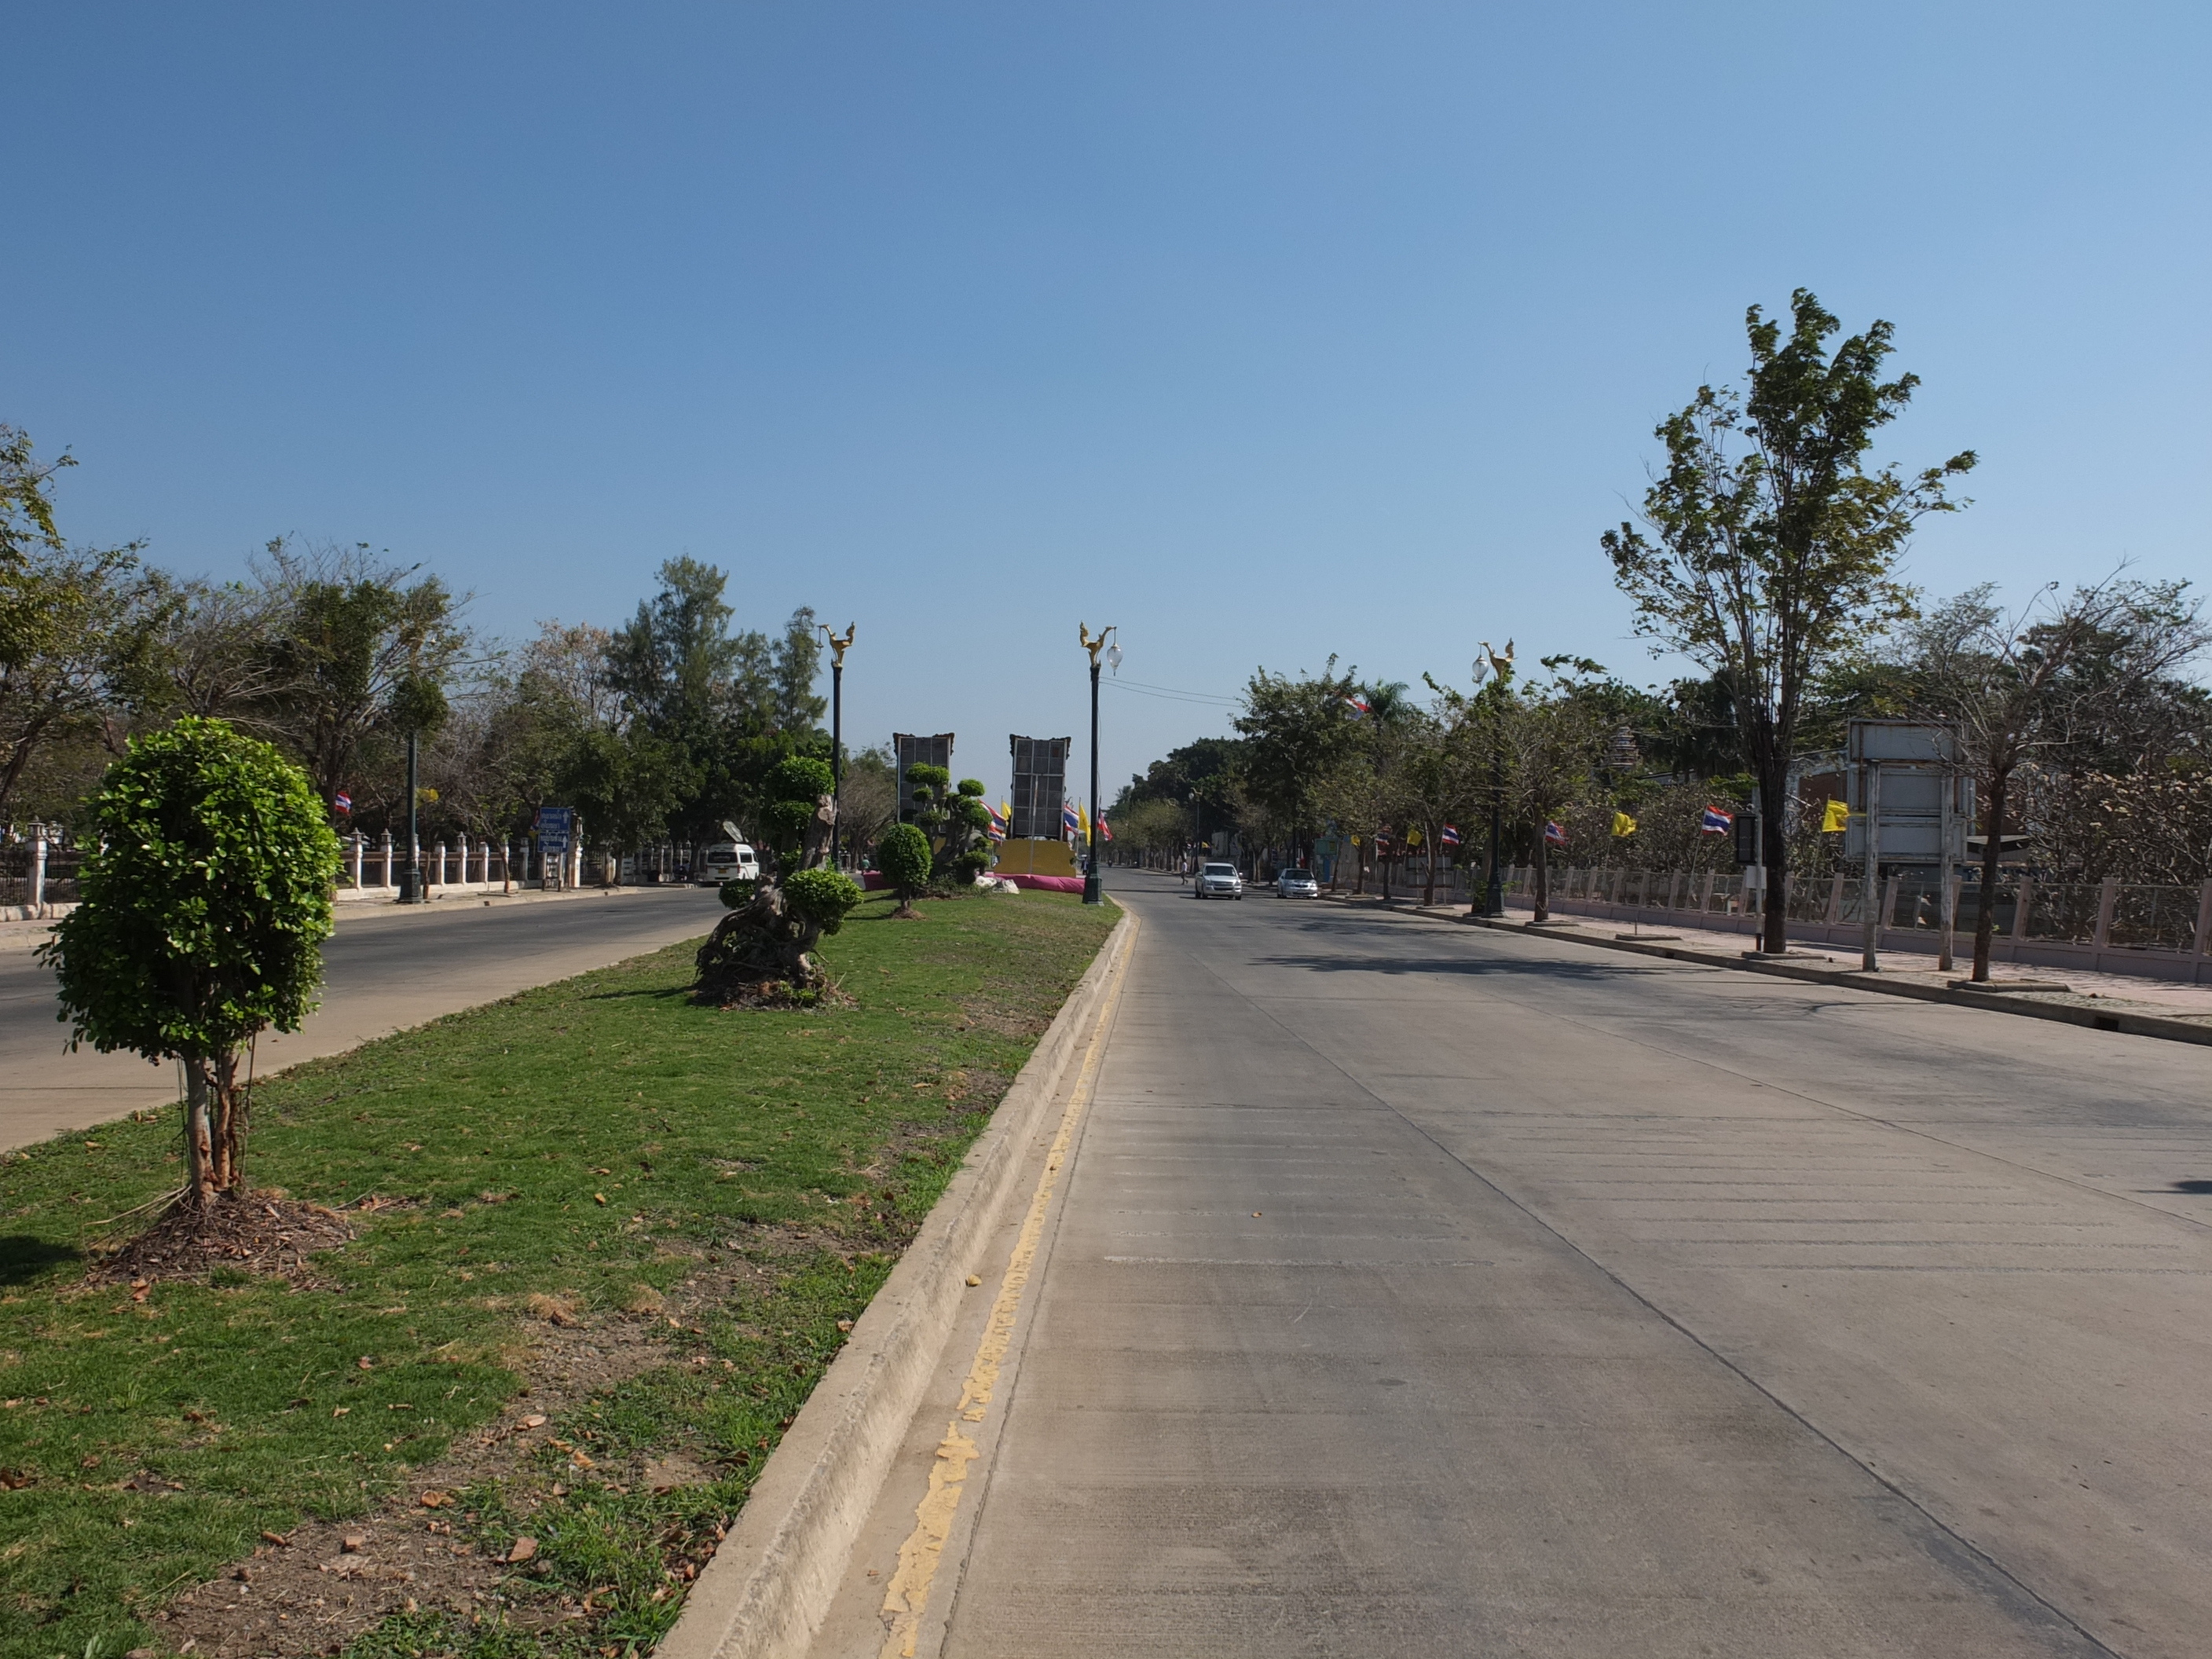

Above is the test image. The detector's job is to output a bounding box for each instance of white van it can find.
[698,842,760,885]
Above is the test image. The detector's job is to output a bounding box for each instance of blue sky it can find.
[5,3,2207,807]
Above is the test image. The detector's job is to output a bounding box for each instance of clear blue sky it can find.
[5,4,2207,808]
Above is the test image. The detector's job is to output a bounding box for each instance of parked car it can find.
[698,842,760,885]
[1193,861,1245,899]
[1275,867,1320,898]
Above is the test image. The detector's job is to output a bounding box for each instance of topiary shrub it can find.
[42,716,342,1208]
[783,867,862,934]
[877,822,932,916]
[694,753,845,1002]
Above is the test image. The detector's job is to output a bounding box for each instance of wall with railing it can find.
[1496,864,2212,983]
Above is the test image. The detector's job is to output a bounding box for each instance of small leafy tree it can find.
[42,718,340,1207]
[760,754,836,872]
[877,823,932,916]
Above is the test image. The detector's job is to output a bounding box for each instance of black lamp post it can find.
[821,623,854,868]
[1079,623,1117,906]
[1481,738,1504,917]
[399,729,423,904]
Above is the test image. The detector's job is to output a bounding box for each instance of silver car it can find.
[1275,867,1320,898]
[1192,861,1245,899]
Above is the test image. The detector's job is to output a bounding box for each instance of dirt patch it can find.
[148,1237,815,1657]
[698,976,857,1012]
[86,1190,357,1290]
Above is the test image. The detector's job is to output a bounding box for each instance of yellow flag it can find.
[1406,826,1424,848]
[1078,802,1090,838]
[1822,797,1851,833]
[1611,811,1637,837]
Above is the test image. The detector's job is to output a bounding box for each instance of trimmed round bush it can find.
[718,877,757,909]
[877,823,933,903]
[782,868,862,935]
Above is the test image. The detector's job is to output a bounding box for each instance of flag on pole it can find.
[1611,811,1638,837]
[1078,802,1091,840]
[1440,824,1461,848]
[332,792,352,814]
[1544,820,1569,848]
[1821,797,1851,833]
[1700,804,1734,836]
[1098,815,1113,843]
[986,804,1008,842]
[1343,692,1372,718]
[1062,801,1081,837]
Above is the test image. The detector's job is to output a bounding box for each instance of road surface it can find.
[0,885,723,1152]
[814,870,2212,1658]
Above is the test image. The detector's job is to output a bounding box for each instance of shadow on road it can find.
[1251,950,1667,981]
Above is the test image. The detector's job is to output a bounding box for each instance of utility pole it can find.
[1079,623,1117,906]
[821,623,855,869]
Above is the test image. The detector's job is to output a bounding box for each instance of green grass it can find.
[0,889,1115,1658]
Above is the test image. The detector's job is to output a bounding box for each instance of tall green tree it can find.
[1603,289,1976,953]
[1236,661,1360,864]
[251,538,468,810]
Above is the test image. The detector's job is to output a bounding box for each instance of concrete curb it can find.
[1316,893,2212,1050]
[658,906,1136,1659]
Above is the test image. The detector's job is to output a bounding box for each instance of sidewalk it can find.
[1317,889,2212,1046]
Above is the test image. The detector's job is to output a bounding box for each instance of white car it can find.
[1275,867,1320,898]
[1193,861,1245,899]
[698,842,760,885]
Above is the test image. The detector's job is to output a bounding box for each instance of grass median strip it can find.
[0,888,1115,1659]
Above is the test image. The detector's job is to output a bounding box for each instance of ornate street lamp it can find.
[820,622,855,868]
[1079,623,1119,906]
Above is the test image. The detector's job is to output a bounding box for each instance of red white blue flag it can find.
[1543,820,1569,847]
[333,792,352,814]
[986,806,1007,842]
[1700,805,1734,835]
[1343,693,1371,718]
[1440,824,1461,847]
[1062,801,1081,837]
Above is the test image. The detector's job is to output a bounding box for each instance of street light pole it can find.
[1079,623,1117,906]
[400,729,423,904]
[821,623,855,869]
[1483,737,1504,917]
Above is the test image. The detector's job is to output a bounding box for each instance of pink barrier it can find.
[996,873,1084,893]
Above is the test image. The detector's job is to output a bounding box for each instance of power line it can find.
[1103,678,1241,707]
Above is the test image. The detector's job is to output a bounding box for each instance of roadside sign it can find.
[535,806,574,853]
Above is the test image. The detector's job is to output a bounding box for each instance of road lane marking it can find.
[875,914,1137,1659]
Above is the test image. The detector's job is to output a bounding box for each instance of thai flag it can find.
[1062,801,1081,836]
[986,806,1007,842]
[1098,816,1113,843]
[333,792,352,814]
[1700,805,1734,836]
[1343,693,1371,718]
[1440,824,1461,847]
[1543,820,1569,847]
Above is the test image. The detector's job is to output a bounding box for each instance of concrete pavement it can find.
[0,884,723,1152]
[809,870,2212,1657]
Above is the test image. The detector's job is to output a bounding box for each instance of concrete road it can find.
[817,871,2212,1658]
[0,885,723,1152]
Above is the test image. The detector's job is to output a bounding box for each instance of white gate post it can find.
[2093,877,2119,951]
[30,826,48,920]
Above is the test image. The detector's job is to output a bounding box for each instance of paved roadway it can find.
[817,870,2212,1659]
[0,885,723,1152]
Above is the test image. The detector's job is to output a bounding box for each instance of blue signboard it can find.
[535,806,574,852]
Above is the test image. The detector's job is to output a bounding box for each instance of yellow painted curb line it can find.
[873,911,1137,1657]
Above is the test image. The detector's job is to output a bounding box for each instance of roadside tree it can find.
[42,718,339,1207]
[1603,289,1976,953]
[1905,578,2212,980]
